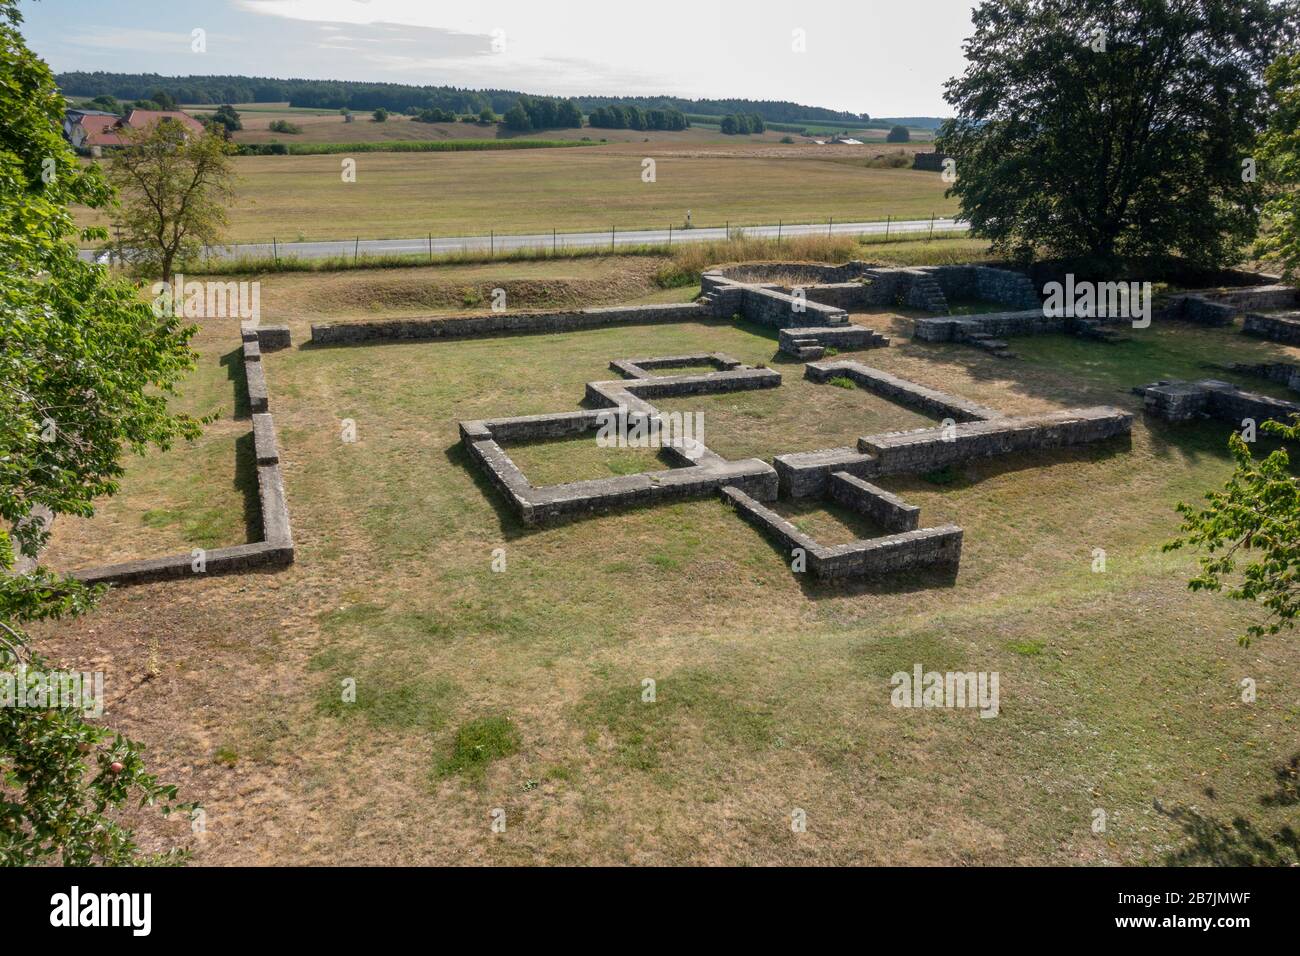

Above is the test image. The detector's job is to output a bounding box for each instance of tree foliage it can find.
[106,120,235,284]
[1256,53,1300,283]
[1165,416,1300,645]
[937,0,1297,270]
[0,0,198,864]
[886,125,911,143]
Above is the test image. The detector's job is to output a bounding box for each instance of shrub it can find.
[372,108,388,122]
[268,119,302,134]
[886,125,911,143]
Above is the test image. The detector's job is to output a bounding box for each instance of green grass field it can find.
[31,245,1300,865]
[78,143,954,244]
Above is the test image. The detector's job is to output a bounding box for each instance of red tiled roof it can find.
[81,117,127,146]
[123,109,206,136]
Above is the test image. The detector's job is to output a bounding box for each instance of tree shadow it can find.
[1156,751,1300,866]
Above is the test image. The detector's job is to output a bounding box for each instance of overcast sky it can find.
[21,0,978,116]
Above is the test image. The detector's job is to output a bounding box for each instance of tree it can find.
[1165,416,1300,645]
[502,104,531,131]
[208,103,241,135]
[936,0,1297,270]
[478,106,496,124]
[886,125,911,143]
[0,0,198,864]
[106,120,235,285]
[88,94,120,115]
[148,88,177,110]
[372,107,388,122]
[1256,53,1300,283]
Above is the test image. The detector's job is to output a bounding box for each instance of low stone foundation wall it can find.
[1136,379,1300,425]
[778,325,887,358]
[461,360,782,527]
[312,302,708,345]
[1243,311,1300,345]
[739,285,849,329]
[1162,287,1298,327]
[827,472,919,532]
[773,406,1132,496]
[71,329,295,586]
[859,407,1132,475]
[805,360,1003,422]
[1225,361,1300,393]
[913,310,1059,343]
[720,485,962,581]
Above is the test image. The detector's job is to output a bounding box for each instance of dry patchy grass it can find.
[29,259,1300,866]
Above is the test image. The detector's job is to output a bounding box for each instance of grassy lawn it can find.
[30,255,1300,866]
[76,146,955,244]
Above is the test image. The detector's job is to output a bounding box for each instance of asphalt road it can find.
[81,218,966,264]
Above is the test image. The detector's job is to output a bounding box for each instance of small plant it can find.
[827,376,856,389]
[436,715,521,779]
[823,346,840,357]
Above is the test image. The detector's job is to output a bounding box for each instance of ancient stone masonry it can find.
[1134,379,1300,426]
[312,303,707,345]
[68,325,296,587]
[1221,361,1300,395]
[461,349,1131,584]
[1243,311,1300,346]
[460,357,781,527]
[1161,287,1299,327]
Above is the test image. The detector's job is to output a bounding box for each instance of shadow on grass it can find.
[220,348,251,420]
[1156,751,1300,866]
[442,442,527,540]
[234,431,263,543]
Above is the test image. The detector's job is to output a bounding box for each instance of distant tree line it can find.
[587,105,688,130]
[501,96,584,131]
[719,113,766,134]
[55,72,868,126]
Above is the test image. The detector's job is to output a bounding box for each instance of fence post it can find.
[353,236,359,264]
[886,215,891,241]
[553,228,557,252]
[272,237,277,266]
[611,225,615,251]
[668,224,672,247]
[928,213,935,241]
[428,233,432,262]
[829,216,833,236]
[778,219,782,244]
[490,230,494,256]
